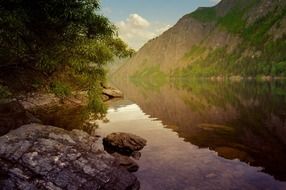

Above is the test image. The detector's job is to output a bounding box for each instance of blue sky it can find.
[100,0,221,49]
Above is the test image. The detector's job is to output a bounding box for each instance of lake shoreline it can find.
[0,87,144,190]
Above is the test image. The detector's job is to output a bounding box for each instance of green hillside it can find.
[116,0,286,80]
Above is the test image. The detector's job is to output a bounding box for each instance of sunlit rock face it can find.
[0,124,140,190]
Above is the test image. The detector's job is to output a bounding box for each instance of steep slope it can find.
[114,0,286,79]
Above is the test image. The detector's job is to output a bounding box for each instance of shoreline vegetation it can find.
[0,0,143,189]
[1,0,285,189]
[0,0,134,115]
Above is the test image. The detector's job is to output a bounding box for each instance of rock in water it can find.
[0,124,140,190]
[103,133,147,155]
[102,87,123,98]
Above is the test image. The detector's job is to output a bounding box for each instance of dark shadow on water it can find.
[31,105,98,134]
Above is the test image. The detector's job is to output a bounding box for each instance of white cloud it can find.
[116,14,171,50]
[122,14,150,29]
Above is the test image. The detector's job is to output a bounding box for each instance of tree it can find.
[0,0,133,114]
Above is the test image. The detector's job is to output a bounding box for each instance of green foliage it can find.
[243,8,286,45]
[217,0,259,33]
[189,7,217,22]
[87,84,107,115]
[106,38,136,58]
[183,45,206,59]
[272,61,286,76]
[50,82,71,98]
[0,85,11,99]
[174,27,286,78]
[31,79,43,89]
[0,0,133,114]
[218,8,246,33]
[175,47,232,77]
[189,0,259,33]
[175,0,286,79]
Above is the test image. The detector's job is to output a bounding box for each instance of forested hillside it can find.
[115,0,286,80]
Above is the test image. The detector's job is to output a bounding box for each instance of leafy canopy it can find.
[0,0,134,113]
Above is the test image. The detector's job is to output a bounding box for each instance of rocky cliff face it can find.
[115,0,286,78]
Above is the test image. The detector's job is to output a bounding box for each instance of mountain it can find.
[114,0,286,79]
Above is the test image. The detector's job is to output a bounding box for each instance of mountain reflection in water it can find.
[112,78,286,181]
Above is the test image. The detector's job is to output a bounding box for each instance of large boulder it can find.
[0,124,140,190]
[103,133,147,155]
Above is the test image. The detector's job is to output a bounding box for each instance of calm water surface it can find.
[96,79,286,190]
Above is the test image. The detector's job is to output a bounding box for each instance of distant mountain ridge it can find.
[114,0,286,79]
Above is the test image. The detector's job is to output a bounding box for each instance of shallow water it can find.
[96,79,286,190]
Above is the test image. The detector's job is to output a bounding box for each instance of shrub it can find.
[87,85,107,116]
[0,85,11,99]
[50,82,71,98]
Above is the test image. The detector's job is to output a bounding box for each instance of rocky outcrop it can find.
[103,133,147,155]
[102,87,124,99]
[18,93,60,110]
[17,87,123,111]
[0,124,140,190]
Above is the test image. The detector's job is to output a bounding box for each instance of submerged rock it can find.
[0,124,140,190]
[103,133,147,155]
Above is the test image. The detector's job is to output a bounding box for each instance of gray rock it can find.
[0,124,140,190]
[102,87,123,98]
[103,133,147,155]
